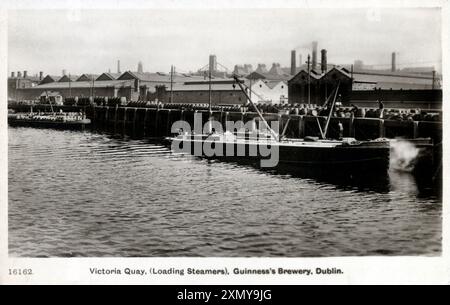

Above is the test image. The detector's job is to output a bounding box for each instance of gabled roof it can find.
[288,69,321,83]
[58,75,78,82]
[318,67,352,82]
[264,80,286,89]
[77,74,99,81]
[118,71,170,82]
[39,75,57,85]
[96,72,122,81]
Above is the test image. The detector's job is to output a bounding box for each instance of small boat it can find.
[167,75,390,175]
[8,110,91,130]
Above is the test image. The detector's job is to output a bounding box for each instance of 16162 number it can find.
[9,268,33,276]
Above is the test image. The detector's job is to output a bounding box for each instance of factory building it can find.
[11,70,205,102]
[8,71,43,101]
[287,69,322,105]
[151,77,288,106]
[155,79,247,105]
[246,79,288,104]
[288,66,442,109]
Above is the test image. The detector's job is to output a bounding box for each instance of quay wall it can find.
[8,104,442,143]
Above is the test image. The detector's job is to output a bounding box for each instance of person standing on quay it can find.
[377,100,384,119]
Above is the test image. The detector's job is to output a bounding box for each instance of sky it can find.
[7,7,442,76]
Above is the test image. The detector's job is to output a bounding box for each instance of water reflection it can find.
[9,127,442,257]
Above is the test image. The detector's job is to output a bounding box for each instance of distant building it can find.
[288,66,442,108]
[12,70,205,102]
[249,79,288,104]
[8,71,42,101]
[157,79,247,105]
[255,64,268,74]
[246,63,291,82]
[233,64,253,77]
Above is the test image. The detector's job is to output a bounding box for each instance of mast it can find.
[170,65,174,103]
[208,68,212,113]
[322,81,340,139]
[92,76,95,98]
[307,54,311,105]
[232,75,279,141]
[69,73,72,97]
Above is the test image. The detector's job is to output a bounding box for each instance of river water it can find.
[8,127,442,257]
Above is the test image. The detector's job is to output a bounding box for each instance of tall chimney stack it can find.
[321,49,327,73]
[209,54,217,75]
[299,54,302,69]
[312,41,318,70]
[290,50,297,75]
[62,69,66,76]
[117,60,121,74]
[39,71,43,80]
[23,71,27,78]
[391,52,396,72]
[17,71,22,78]
[11,72,15,78]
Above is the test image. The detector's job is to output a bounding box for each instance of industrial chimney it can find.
[209,55,217,75]
[391,52,396,72]
[39,71,43,80]
[117,60,121,74]
[23,71,28,78]
[312,41,318,70]
[17,71,22,78]
[137,61,143,73]
[321,49,327,73]
[62,69,66,76]
[11,72,15,78]
[299,54,302,69]
[291,50,297,75]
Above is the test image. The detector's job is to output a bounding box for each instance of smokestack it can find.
[391,52,396,72]
[17,71,22,78]
[209,54,217,75]
[299,54,302,69]
[290,50,297,75]
[23,71,27,78]
[117,60,121,74]
[39,71,43,80]
[11,72,15,78]
[321,49,327,73]
[62,69,66,76]
[312,41,318,70]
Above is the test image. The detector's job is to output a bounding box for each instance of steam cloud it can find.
[390,140,419,172]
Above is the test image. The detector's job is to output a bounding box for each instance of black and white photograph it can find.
[0,0,448,285]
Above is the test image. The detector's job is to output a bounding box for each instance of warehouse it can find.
[156,79,248,105]
[288,66,442,108]
[13,71,204,102]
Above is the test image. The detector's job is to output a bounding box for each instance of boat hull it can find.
[8,118,90,130]
[170,138,390,175]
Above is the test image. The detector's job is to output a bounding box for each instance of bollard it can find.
[299,116,305,138]
[349,114,354,138]
[379,119,385,138]
[413,121,419,139]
